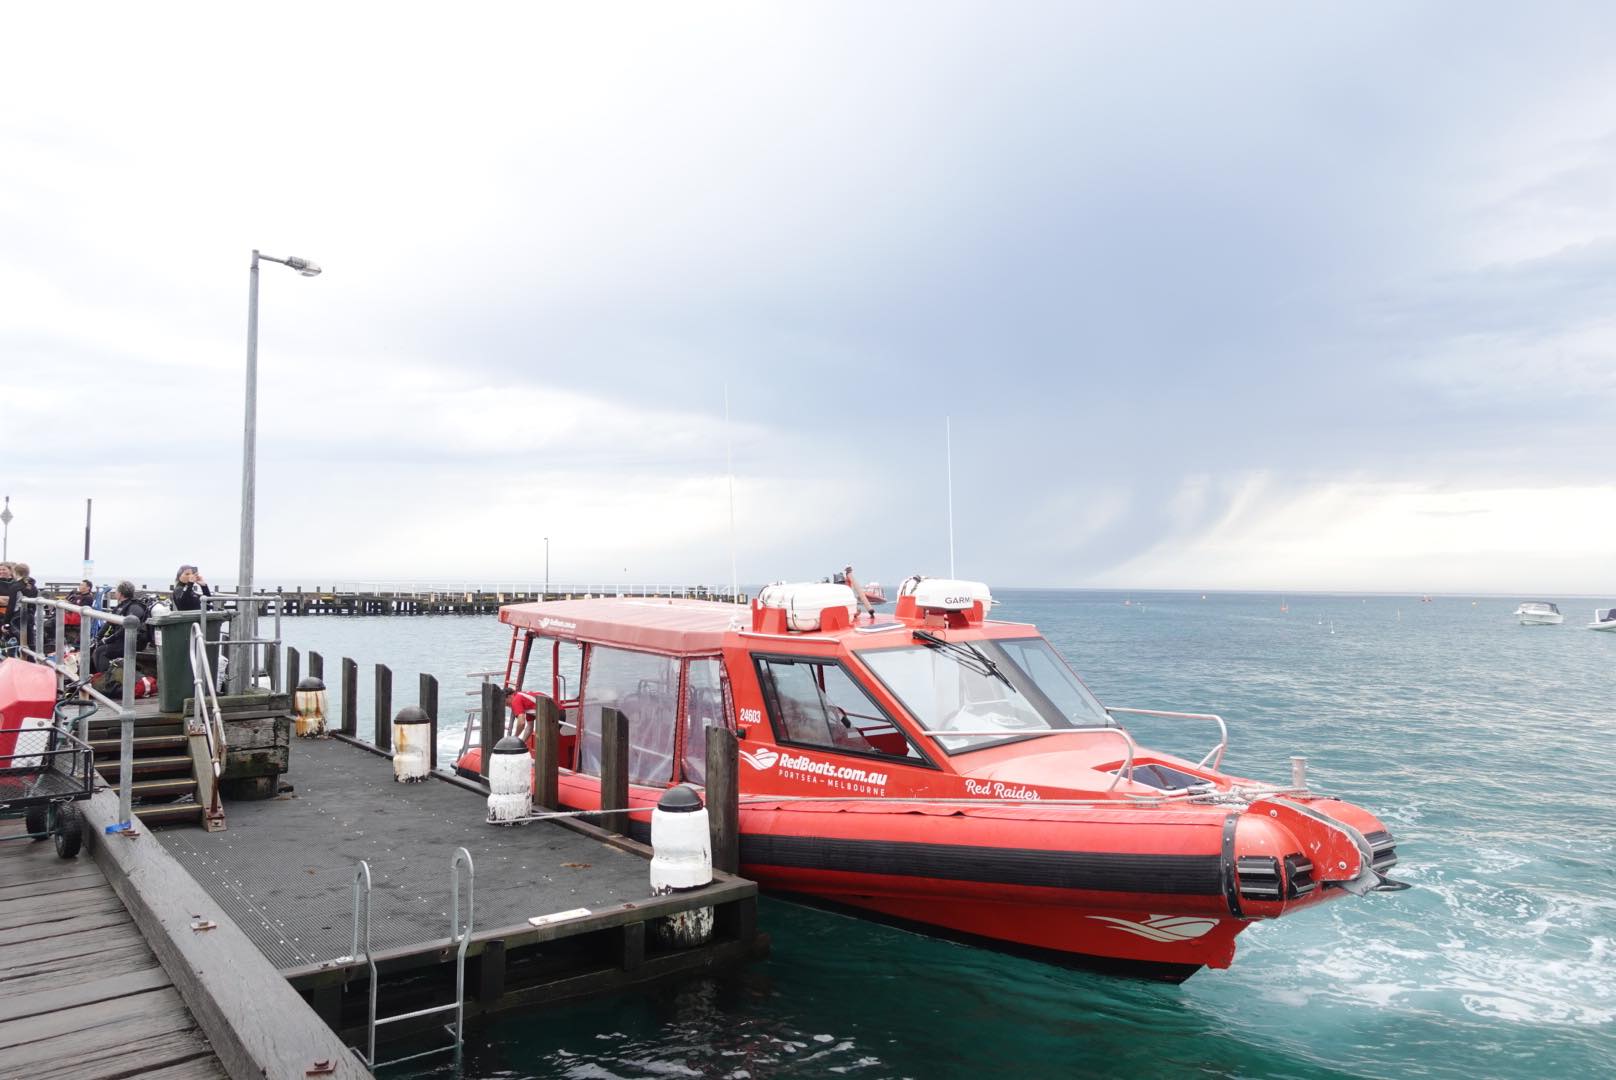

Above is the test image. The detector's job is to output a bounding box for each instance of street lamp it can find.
[544,537,549,598]
[1,496,11,561]
[235,249,321,692]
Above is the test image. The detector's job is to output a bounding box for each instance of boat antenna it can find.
[726,383,738,604]
[946,415,956,577]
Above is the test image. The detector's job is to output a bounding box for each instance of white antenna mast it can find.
[726,383,738,603]
[946,415,956,577]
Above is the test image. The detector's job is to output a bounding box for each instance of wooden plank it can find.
[0,984,194,1048]
[375,662,392,751]
[0,906,133,947]
[123,1056,231,1080]
[81,789,369,1079]
[0,945,158,994]
[4,1021,216,1079]
[0,890,127,931]
[0,963,173,1020]
[0,920,141,966]
[0,865,108,895]
[601,706,629,835]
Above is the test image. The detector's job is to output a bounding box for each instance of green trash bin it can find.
[153,610,227,713]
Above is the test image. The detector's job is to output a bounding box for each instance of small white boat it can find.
[1514,602,1563,626]
[1588,608,1616,632]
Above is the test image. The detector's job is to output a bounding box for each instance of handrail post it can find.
[118,614,138,825]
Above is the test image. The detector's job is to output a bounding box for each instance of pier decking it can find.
[0,820,229,1079]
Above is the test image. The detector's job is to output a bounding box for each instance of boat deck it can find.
[0,819,229,1080]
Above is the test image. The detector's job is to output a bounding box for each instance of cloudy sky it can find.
[4,3,1614,594]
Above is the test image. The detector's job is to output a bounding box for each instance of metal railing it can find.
[320,581,747,602]
[198,591,284,696]
[1104,707,1229,770]
[188,623,228,828]
[17,595,141,826]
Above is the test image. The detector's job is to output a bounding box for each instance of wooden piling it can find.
[533,697,561,810]
[601,706,629,835]
[286,647,300,695]
[479,683,504,781]
[374,664,392,751]
[706,726,740,875]
[309,651,324,681]
[340,658,357,737]
[419,673,439,771]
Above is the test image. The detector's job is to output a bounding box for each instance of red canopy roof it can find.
[499,598,739,655]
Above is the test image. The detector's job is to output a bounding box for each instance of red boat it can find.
[457,578,1405,981]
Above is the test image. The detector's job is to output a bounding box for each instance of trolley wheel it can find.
[53,805,84,859]
[24,805,48,839]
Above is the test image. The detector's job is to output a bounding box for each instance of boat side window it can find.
[753,656,925,761]
[680,657,730,785]
[578,645,680,785]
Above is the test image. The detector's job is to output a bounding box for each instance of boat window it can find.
[860,636,1108,754]
[578,645,680,785]
[754,656,925,762]
[680,657,729,785]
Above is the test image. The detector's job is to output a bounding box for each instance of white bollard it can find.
[649,784,713,947]
[392,705,431,782]
[1291,755,1308,790]
[486,736,533,824]
[294,677,328,738]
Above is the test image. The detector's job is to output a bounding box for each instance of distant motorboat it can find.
[1588,608,1616,632]
[862,581,888,606]
[1514,602,1563,626]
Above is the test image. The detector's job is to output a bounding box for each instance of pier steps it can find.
[87,713,206,829]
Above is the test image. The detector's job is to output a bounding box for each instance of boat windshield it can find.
[859,635,1111,753]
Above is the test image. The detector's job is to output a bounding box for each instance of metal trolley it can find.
[0,700,97,859]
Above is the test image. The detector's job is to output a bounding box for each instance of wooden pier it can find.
[268,584,746,617]
[0,819,231,1079]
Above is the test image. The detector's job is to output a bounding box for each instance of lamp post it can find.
[236,250,321,693]
[1,496,11,561]
[544,537,549,599]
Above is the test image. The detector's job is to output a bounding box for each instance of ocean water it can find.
[279,591,1616,1079]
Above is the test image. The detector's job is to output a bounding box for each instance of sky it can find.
[3,2,1615,595]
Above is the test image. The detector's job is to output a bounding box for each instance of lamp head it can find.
[285,256,322,277]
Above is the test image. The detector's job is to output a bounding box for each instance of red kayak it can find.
[457,578,1405,980]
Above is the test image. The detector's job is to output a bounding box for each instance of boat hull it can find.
[483,767,1383,977]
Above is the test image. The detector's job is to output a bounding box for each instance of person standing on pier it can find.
[172,565,210,611]
[5,562,38,648]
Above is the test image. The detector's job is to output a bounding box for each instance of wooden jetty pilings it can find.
[266,583,746,617]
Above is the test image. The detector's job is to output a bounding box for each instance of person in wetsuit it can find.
[90,581,151,676]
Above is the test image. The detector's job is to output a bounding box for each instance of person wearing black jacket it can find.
[172,565,210,611]
[5,562,39,648]
[91,581,151,676]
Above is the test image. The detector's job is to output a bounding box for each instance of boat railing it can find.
[1104,707,1228,770]
[919,725,1140,791]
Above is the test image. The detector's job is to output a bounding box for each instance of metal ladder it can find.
[349,847,475,1070]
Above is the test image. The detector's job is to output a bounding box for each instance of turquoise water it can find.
[281,591,1616,1078]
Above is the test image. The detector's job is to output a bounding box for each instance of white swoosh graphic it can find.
[1088,915,1219,942]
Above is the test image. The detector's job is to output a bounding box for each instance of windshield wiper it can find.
[913,630,1012,686]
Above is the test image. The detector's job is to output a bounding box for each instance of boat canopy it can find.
[500,598,737,655]
[1597,608,1616,623]
[1521,601,1560,614]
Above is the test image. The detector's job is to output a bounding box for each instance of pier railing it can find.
[17,595,141,825]
[199,591,285,695]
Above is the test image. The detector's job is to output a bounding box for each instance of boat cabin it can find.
[485,580,1214,802]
